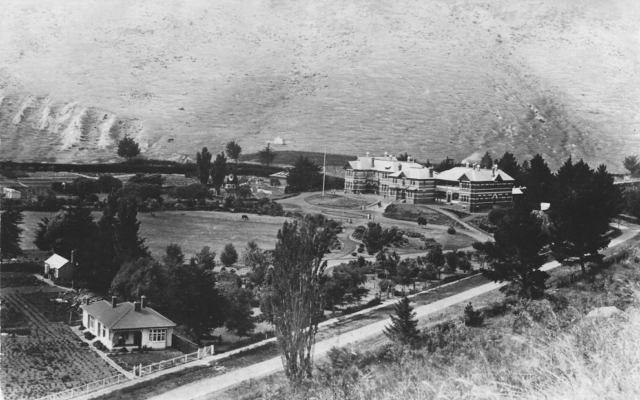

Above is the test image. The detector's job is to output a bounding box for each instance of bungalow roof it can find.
[436,167,514,182]
[81,300,176,330]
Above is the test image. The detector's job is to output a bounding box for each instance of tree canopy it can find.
[1,209,24,259]
[116,135,141,160]
[623,155,640,176]
[549,158,622,274]
[220,243,239,268]
[196,147,212,184]
[480,204,549,298]
[210,152,227,191]
[479,151,493,169]
[258,143,276,167]
[287,156,323,192]
[225,140,243,163]
[269,219,335,384]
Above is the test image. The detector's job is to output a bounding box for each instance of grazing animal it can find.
[241,215,249,220]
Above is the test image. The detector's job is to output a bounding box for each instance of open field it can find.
[1,0,638,172]
[20,211,290,259]
[0,291,117,400]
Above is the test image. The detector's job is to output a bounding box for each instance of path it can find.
[283,192,491,268]
[150,223,639,400]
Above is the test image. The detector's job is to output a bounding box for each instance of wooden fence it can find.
[35,374,129,400]
[171,333,199,354]
[132,345,214,377]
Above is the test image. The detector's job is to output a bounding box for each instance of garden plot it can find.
[0,292,117,400]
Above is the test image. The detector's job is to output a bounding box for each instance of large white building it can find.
[344,153,435,204]
[345,153,515,211]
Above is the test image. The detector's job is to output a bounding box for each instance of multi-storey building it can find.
[345,154,515,210]
[344,153,435,204]
[434,164,515,211]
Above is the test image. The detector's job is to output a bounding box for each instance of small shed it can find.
[3,188,21,200]
[269,171,289,187]
[44,253,74,281]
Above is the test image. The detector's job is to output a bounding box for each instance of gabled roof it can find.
[437,167,514,182]
[348,156,430,176]
[269,171,289,179]
[81,301,176,330]
[45,254,70,270]
[388,167,434,180]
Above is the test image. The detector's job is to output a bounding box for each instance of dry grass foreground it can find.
[1,0,638,170]
[225,247,640,400]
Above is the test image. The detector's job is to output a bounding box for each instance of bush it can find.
[463,302,484,327]
[92,341,107,351]
[119,347,129,353]
[79,325,86,331]
[447,226,456,234]
[365,297,382,308]
[84,332,95,340]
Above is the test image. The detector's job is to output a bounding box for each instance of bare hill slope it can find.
[1,0,638,170]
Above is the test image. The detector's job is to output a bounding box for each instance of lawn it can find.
[20,211,291,260]
[110,348,185,371]
[0,272,44,288]
[0,292,118,400]
[383,204,461,227]
[305,194,370,209]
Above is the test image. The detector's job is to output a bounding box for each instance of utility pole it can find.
[322,147,326,197]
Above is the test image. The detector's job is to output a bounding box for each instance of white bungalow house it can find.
[44,253,75,281]
[81,296,176,351]
[2,187,21,200]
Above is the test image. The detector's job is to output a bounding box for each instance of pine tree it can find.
[384,296,419,345]
[220,243,238,268]
[288,156,323,191]
[497,151,521,182]
[258,143,276,167]
[479,151,493,169]
[116,135,141,160]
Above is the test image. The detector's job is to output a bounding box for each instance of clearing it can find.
[305,194,370,209]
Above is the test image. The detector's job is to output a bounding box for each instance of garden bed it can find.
[305,194,370,209]
[383,204,462,227]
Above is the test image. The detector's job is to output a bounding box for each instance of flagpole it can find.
[322,147,326,197]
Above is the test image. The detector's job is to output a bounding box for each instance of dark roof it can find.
[80,301,176,330]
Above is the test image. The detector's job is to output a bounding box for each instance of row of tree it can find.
[476,156,622,298]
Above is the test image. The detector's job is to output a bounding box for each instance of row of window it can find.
[149,329,166,342]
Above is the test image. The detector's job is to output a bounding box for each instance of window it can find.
[89,315,95,329]
[102,326,107,337]
[149,329,166,342]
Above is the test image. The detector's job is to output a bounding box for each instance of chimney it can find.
[111,296,117,308]
[134,301,141,312]
[141,295,147,309]
[492,164,498,177]
[407,156,411,162]
[371,156,374,167]
[71,250,77,266]
[429,167,433,178]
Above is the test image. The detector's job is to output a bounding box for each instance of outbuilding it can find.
[44,253,75,281]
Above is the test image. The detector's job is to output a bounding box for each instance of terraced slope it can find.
[1,0,638,171]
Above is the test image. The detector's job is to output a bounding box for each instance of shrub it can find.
[365,297,382,308]
[79,325,86,331]
[463,302,484,327]
[84,332,95,340]
[447,226,456,234]
[119,347,129,353]
[351,252,358,257]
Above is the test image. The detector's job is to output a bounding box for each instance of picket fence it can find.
[132,345,214,377]
[36,345,214,400]
[35,374,129,400]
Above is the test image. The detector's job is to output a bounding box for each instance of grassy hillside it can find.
[1,0,638,172]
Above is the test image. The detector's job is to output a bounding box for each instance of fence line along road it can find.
[35,345,215,400]
[133,345,214,377]
[35,374,129,400]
